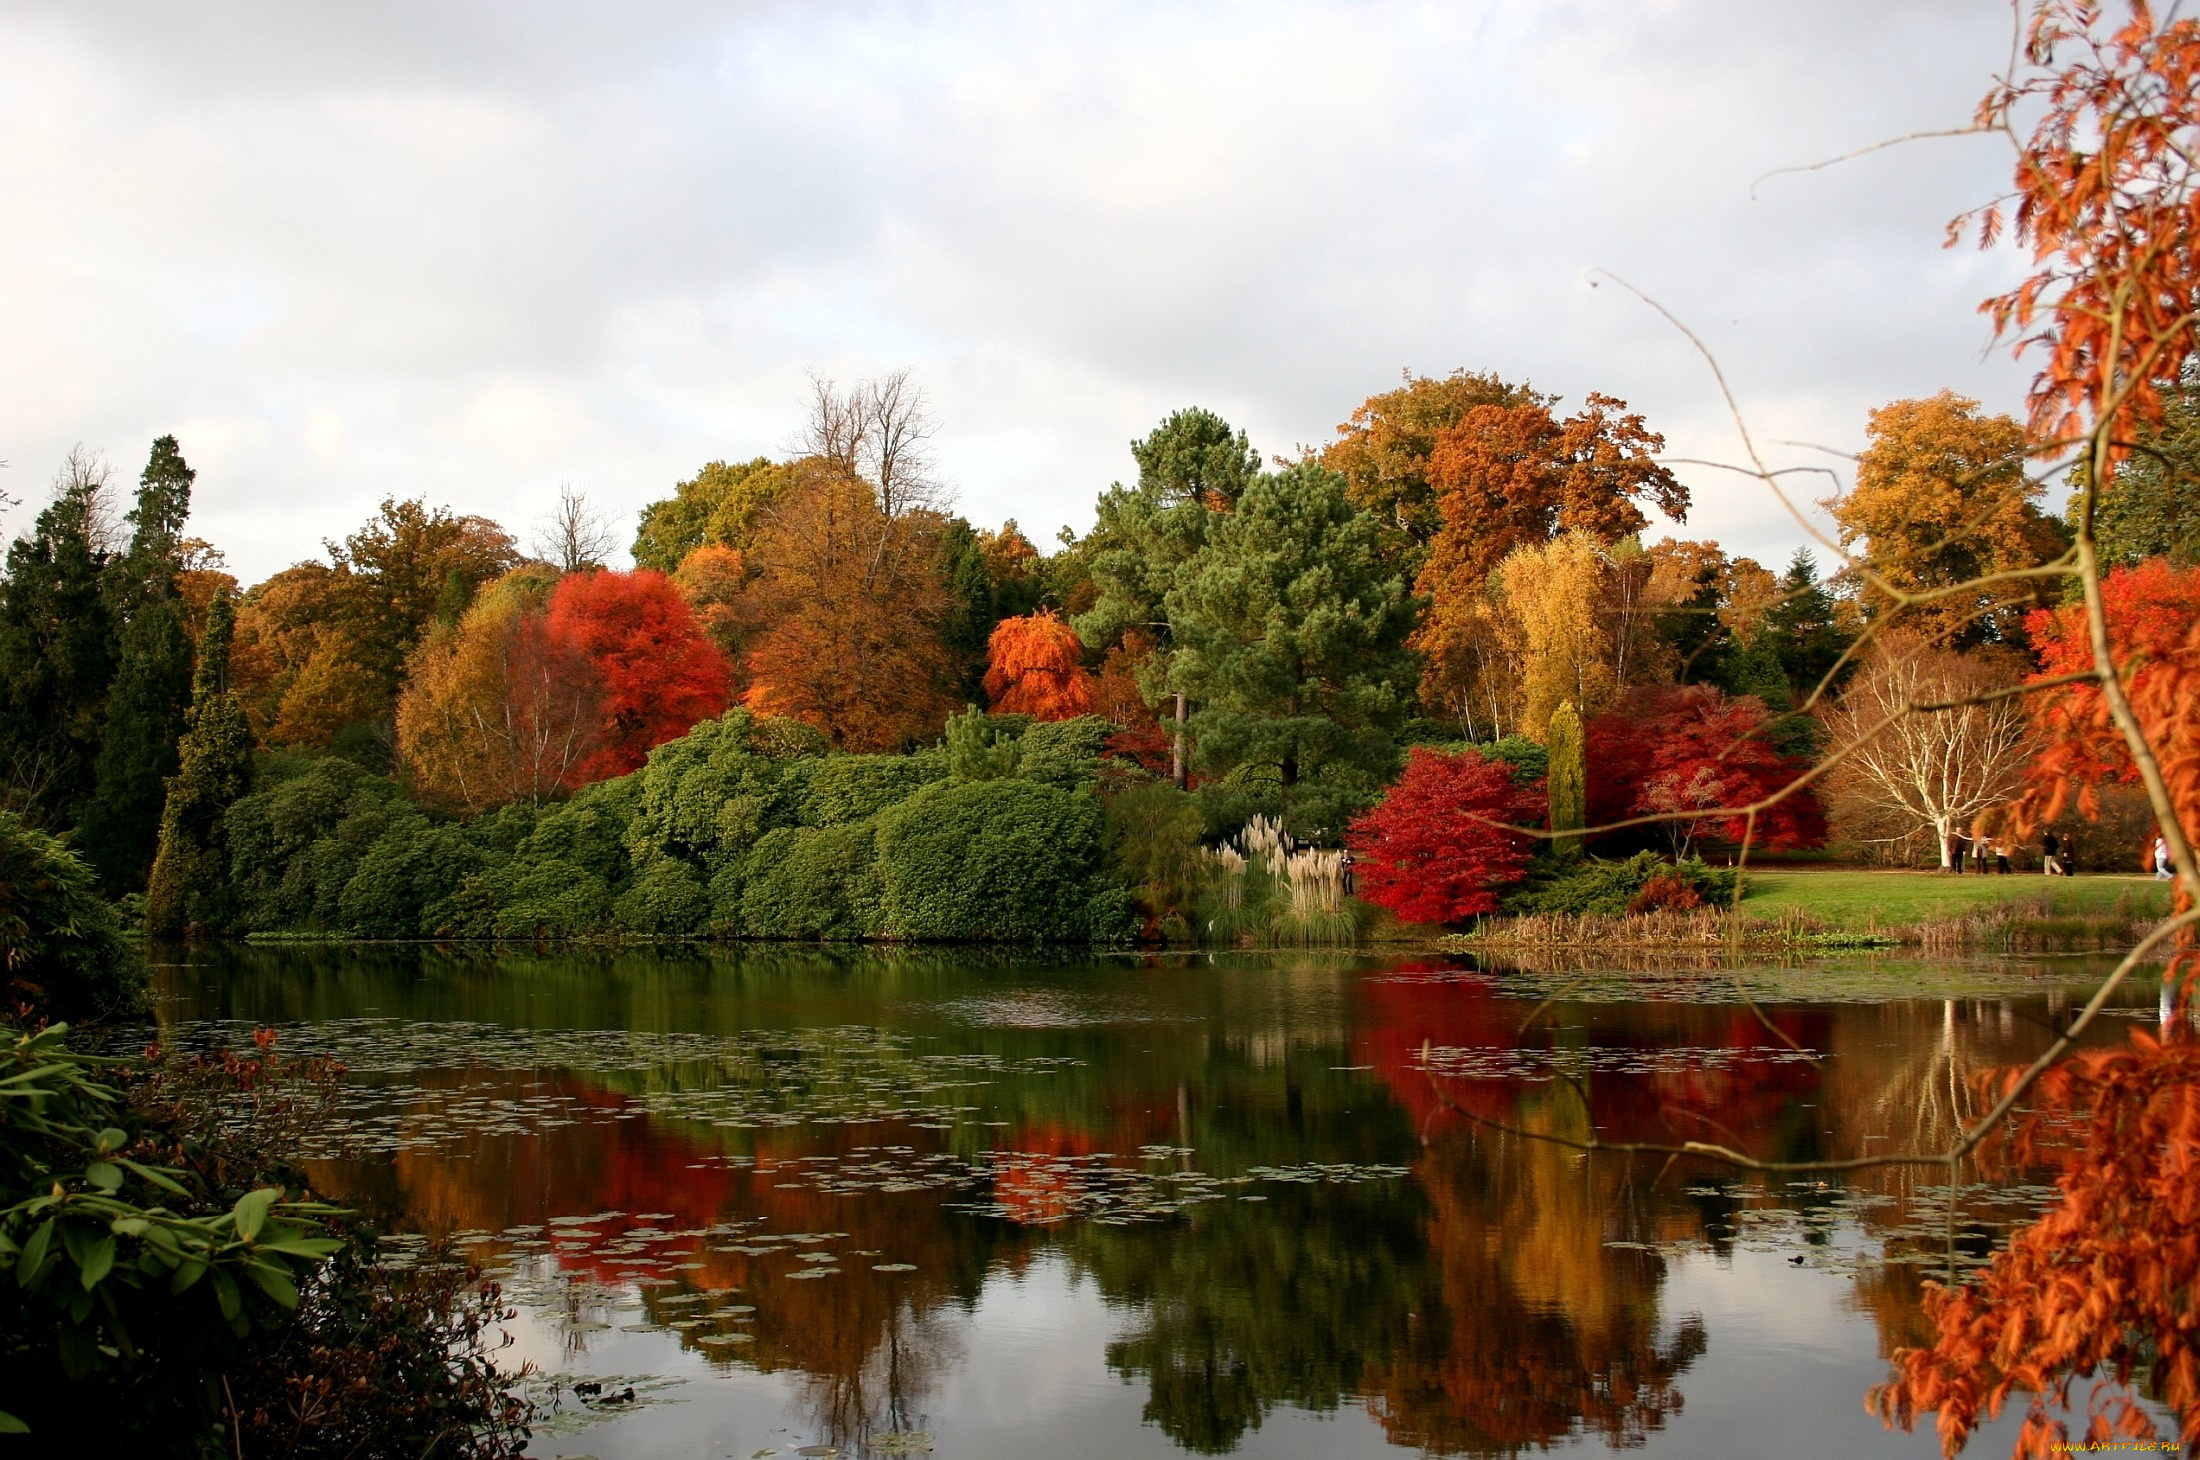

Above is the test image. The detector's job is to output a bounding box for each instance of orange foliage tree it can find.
[982,612,1093,721]
[396,574,603,812]
[544,568,731,780]
[1868,5,2200,1455]
[740,466,957,750]
[1413,394,1685,717]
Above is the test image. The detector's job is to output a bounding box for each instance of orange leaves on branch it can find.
[982,612,1093,721]
[1968,1,2200,445]
[545,568,731,781]
[1871,1032,2200,1458]
[2018,559,2200,847]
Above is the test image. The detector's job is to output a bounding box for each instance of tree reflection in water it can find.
[159,945,2137,1457]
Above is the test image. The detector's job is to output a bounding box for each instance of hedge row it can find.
[218,710,1134,944]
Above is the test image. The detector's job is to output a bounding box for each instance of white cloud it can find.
[0,0,2034,581]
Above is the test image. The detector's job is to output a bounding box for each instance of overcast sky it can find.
[0,0,2035,584]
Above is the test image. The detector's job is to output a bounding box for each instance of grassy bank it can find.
[1442,870,2172,955]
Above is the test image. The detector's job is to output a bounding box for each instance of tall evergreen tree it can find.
[1163,462,1418,838]
[145,588,251,936]
[1546,699,1585,858]
[77,437,196,892]
[1074,410,1258,787]
[1761,548,1853,701]
[0,453,117,826]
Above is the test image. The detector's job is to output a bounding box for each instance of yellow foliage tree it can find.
[1494,531,1618,740]
[1830,390,2067,646]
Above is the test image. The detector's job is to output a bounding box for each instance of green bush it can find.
[800,754,942,826]
[738,824,882,940]
[1505,850,1737,916]
[480,858,613,939]
[614,857,710,937]
[1104,780,1209,938]
[875,779,1132,942]
[1480,736,1550,786]
[0,812,143,1020]
[336,819,488,938]
[1017,715,1113,790]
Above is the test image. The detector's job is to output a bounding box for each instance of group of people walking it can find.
[1947,829,2077,875]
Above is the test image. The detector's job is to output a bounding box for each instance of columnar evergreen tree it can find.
[1546,699,1585,858]
[145,588,251,935]
[1761,548,1853,701]
[77,437,198,891]
[0,453,117,826]
[1163,462,1418,837]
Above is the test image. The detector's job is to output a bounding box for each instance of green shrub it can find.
[875,779,1132,942]
[481,858,612,939]
[1480,736,1550,786]
[1104,780,1209,937]
[738,824,882,939]
[0,812,143,1019]
[614,857,710,937]
[801,755,941,826]
[336,820,488,938]
[1018,716,1113,790]
[630,710,806,869]
[944,705,1026,782]
[1505,850,1737,916]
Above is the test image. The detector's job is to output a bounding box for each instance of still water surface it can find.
[146,947,2159,1459]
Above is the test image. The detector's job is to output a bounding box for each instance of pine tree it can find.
[0,454,117,826]
[1761,548,1854,701]
[145,588,251,936]
[1164,462,1418,838]
[1546,700,1585,858]
[77,437,196,892]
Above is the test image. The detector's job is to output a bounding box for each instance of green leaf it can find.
[77,1234,116,1290]
[209,1268,241,1325]
[15,1220,52,1285]
[93,1127,126,1156]
[168,1257,207,1294]
[108,1216,149,1239]
[254,1237,343,1261]
[115,1159,188,1196]
[231,1187,278,1242]
[0,1409,27,1434]
[84,1161,122,1193]
[245,1262,299,1308]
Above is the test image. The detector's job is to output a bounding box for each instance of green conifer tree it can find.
[1163,462,1418,838]
[0,455,117,826]
[1546,700,1585,859]
[77,437,196,891]
[145,589,251,936]
[1761,548,1853,702]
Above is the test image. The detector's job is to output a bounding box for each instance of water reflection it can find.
[144,945,2151,1458]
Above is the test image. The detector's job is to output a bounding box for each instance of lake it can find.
[141,945,2163,1459]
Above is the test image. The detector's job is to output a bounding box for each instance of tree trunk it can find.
[1171,692,1188,791]
[1935,815,1954,869]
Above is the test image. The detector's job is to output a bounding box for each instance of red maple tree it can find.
[1586,685,1825,855]
[1345,748,1540,925]
[983,611,1094,721]
[543,569,732,780]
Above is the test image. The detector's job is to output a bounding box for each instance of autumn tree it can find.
[145,588,251,935]
[0,449,118,826]
[78,437,198,891]
[630,457,799,573]
[1164,462,1418,837]
[1414,394,1686,722]
[1494,531,1619,739]
[1821,638,2033,867]
[1322,368,1544,566]
[543,568,731,779]
[983,612,1094,721]
[230,564,383,748]
[938,518,1045,699]
[396,570,602,813]
[1831,391,2067,648]
[742,462,957,752]
[669,544,753,666]
[1586,685,1825,857]
[1345,747,1540,924]
[324,497,519,715]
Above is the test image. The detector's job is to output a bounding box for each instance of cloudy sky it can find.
[0,0,2034,584]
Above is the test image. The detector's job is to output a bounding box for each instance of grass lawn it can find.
[1737,868,2169,929]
